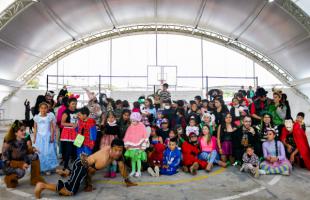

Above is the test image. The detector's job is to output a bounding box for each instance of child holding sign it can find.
[74,107,97,157]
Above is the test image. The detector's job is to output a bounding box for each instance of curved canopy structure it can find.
[0,0,309,100]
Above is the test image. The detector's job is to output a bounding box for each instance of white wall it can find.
[0,89,44,120]
[281,88,310,124]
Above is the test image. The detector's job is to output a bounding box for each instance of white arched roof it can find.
[0,0,309,101]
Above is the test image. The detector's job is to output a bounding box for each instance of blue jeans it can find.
[199,150,219,164]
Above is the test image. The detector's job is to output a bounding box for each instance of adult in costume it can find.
[281,120,310,170]
[34,139,137,199]
[2,120,45,188]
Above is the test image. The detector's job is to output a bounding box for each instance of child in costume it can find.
[147,143,165,177]
[124,112,149,177]
[2,120,45,188]
[259,128,292,175]
[240,146,259,178]
[101,111,120,178]
[281,113,310,170]
[182,132,207,175]
[160,138,181,175]
[60,96,79,172]
[199,124,226,172]
[33,102,58,175]
[76,107,97,157]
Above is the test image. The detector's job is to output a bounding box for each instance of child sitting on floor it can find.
[240,146,259,178]
[182,132,207,175]
[160,138,181,176]
[147,143,165,177]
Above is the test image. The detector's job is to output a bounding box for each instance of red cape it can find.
[282,123,310,170]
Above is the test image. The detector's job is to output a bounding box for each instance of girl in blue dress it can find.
[33,102,58,175]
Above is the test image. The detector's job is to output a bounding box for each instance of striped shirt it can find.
[159,90,171,101]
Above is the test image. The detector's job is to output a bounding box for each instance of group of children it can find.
[1,85,310,193]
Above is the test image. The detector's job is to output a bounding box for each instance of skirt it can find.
[60,127,77,142]
[125,149,147,161]
[221,141,233,155]
[260,159,292,172]
[100,134,117,148]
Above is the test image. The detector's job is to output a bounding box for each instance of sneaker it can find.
[147,167,156,177]
[259,169,266,175]
[232,161,239,166]
[154,166,160,177]
[281,170,290,176]
[135,172,141,177]
[129,172,135,177]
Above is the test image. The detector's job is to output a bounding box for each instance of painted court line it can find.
[211,173,281,200]
[0,179,56,200]
[268,176,281,186]
[6,188,32,197]
[0,170,282,200]
[95,167,226,186]
[211,186,266,200]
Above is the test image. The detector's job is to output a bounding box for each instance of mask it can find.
[285,119,293,132]
[164,105,170,109]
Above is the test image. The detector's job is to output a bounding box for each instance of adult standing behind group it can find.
[250,88,271,126]
[159,83,171,103]
[32,91,56,116]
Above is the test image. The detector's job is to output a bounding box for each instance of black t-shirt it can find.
[105,124,120,138]
[63,109,78,124]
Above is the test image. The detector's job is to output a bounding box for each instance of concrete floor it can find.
[1,166,310,200]
[1,127,310,200]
